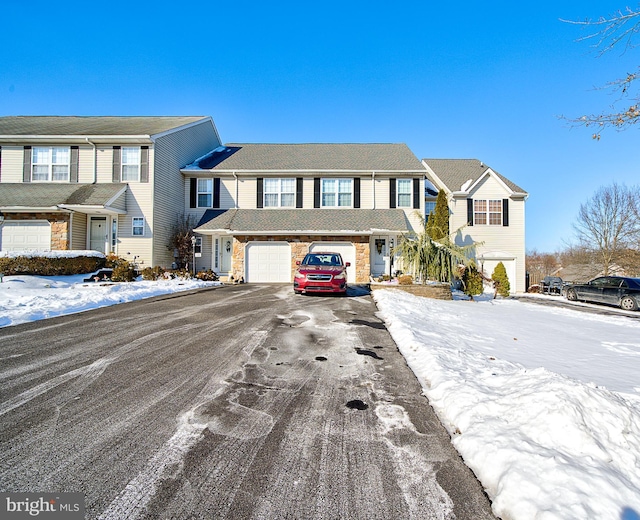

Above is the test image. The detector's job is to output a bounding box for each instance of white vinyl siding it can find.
[152,119,221,267]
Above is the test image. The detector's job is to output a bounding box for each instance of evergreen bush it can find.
[492,262,511,297]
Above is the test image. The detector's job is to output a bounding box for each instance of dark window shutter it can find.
[503,198,509,227]
[23,146,32,183]
[112,146,121,183]
[296,177,303,208]
[314,178,320,208]
[413,178,420,209]
[467,198,474,226]
[389,178,396,208]
[190,178,197,208]
[70,146,79,183]
[213,178,221,208]
[257,178,264,208]
[354,177,361,208]
[140,146,149,183]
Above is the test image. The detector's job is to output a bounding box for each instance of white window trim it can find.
[121,147,141,182]
[32,146,70,182]
[397,178,413,208]
[321,178,353,208]
[264,178,296,208]
[132,217,145,236]
[197,179,213,208]
[474,199,502,226]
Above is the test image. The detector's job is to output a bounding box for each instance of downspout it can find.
[372,171,376,209]
[233,172,238,208]
[85,137,97,183]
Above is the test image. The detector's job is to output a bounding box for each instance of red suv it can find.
[293,252,350,295]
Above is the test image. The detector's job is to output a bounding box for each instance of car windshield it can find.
[302,254,342,266]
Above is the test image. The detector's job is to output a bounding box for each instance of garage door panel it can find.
[309,242,356,283]
[1,221,51,252]
[246,242,291,283]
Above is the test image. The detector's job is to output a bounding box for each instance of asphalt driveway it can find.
[0,284,494,519]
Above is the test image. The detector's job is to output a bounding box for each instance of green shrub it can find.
[0,255,106,276]
[462,265,484,298]
[492,262,511,297]
[195,269,219,281]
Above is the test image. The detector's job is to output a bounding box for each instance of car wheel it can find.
[566,288,578,301]
[620,296,638,311]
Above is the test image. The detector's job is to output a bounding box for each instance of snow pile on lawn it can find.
[0,274,221,328]
[373,289,640,520]
[0,249,105,258]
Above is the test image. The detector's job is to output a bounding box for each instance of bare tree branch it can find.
[561,7,640,137]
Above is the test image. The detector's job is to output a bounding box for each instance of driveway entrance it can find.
[0,284,494,519]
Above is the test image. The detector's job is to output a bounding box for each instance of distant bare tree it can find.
[561,7,640,138]
[526,250,560,279]
[572,183,640,274]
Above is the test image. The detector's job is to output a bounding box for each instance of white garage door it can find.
[310,242,356,283]
[246,241,291,282]
[0,221,51,251]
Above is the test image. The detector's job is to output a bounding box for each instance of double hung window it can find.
[132,217,145,236]
[32,147,70,182]
[321,178,352,207]
[264,178,295,207]
[121,147,140,181]
[397,179,412,207]
[198,179,213,207]
[474,199,502,225]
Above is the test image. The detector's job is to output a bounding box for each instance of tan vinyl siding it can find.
[0,146,24,182]
[152,119,221,267]
[237,177,256,208]
[220,176,235,208]
[118,182,154,264]
[450,175,526,293]
[96,147,114,183]
[359,177,373,209]
[302,177,315,209]
[77,146,96,183]
[70,212,87,249]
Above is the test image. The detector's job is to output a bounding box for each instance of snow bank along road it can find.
[0,284,494,519]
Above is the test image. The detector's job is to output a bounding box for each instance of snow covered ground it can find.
[373,289,640,520]
[0,273,221,328]
[1,273,639,519]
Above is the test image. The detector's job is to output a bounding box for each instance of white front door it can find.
[221,237,233,273]
[372,236,389,276]
[90,217,107,253]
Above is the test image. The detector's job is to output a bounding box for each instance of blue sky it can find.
[1,1,639,252]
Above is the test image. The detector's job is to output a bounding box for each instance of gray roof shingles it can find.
[0,183,127,208]
[0,116,208,137]
[198,143,426,172]
[195,209,412,234]
[424,158,527,194]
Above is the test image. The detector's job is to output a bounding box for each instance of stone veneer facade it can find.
[4,213,70,250]
[231,235,371,283]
